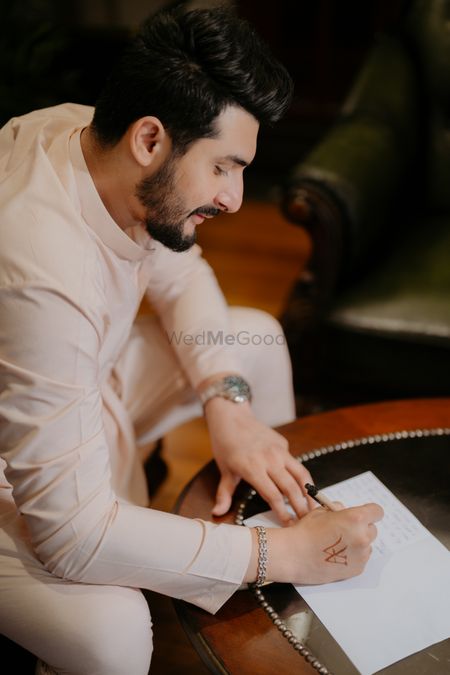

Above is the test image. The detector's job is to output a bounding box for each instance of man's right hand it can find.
[247,502,384,586]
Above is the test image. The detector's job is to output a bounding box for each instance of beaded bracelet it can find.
[255,525,268,587]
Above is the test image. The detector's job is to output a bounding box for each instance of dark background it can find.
[0,0,409,186]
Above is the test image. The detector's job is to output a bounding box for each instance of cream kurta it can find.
[0,103,252,614]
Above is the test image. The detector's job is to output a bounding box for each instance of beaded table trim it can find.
[235,426,450,675]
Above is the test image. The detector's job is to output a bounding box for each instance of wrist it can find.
[243,526,292,586]
[204,395,252,416]
[264,527,293,584]
[198,373,252,407]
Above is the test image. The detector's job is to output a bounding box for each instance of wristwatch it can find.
[199,374,252,406]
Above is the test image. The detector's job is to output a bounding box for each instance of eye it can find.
[214,165,228,176]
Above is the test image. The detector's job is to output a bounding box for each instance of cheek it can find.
[176,165,213,206]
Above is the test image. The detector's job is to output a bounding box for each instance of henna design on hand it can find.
[323,536,348,565]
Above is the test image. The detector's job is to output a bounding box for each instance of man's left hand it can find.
[204,397,315,525]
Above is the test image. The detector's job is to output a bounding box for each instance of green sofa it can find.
[280,0,450,411]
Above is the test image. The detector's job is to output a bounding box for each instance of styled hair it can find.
[91,5,293,153]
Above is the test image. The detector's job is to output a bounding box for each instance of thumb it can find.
[212,472,239,517]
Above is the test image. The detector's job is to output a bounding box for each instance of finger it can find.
[367,522,378,543]
[254,475,294,526]
[345,502,384,525]
[330,500,345,511]
[267,467,308,519]
[361,502,385,523]
[212,473,240,517]
[284,457,317,511]
[359,545,373,569]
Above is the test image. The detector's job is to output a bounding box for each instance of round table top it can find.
[173,398,450,675]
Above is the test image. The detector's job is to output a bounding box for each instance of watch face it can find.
[224,375,251,403]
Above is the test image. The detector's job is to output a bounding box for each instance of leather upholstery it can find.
[280,0,450,407]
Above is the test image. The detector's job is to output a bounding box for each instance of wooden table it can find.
[173,398,450,675]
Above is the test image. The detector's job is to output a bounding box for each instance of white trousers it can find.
[0,307,295,675]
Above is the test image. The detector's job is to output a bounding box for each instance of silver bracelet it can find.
[255,525,268,587]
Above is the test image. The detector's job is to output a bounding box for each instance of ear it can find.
[128,116,167,167]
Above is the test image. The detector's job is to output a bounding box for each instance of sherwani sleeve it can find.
[0,275,251,614]
[144,242,241,387]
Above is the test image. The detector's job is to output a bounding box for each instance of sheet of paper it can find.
[244,471,450,675]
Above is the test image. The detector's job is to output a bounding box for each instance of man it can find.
[0,6,383,674]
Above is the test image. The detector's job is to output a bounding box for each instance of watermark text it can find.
[166,329,285,347]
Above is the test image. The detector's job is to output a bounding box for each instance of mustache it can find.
[189,206,221,218]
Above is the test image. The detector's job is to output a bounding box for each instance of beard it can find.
[135,154,219,253]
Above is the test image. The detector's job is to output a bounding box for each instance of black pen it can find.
[305,483,339,512]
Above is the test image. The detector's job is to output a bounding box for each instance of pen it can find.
[305,483,339,512]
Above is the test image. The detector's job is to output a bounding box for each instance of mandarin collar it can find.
[69,128,154,261]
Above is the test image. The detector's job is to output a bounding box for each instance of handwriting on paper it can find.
[320,472,429,558]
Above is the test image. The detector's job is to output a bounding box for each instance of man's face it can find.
[135,106,259,252]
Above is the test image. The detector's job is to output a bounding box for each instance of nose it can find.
[214,175,244,213]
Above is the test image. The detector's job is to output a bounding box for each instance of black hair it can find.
[91,5,293,153]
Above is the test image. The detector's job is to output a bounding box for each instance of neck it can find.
[80,127,141,231]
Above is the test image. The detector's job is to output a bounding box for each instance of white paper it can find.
[244,471,450,675]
